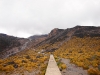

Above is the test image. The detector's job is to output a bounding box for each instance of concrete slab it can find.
[45,55,62,75]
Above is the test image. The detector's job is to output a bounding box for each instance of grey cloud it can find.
[0,0,100,38]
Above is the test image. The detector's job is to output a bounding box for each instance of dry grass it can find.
[0,49,49,75]
[54,37,100,74]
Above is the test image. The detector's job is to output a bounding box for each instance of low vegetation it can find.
[55,56,67,71]
[0,49,49,75]
[54,37,100,75]
[0,36,100,75]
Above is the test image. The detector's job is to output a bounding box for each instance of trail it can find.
[45,55,62,75]
[61,58,88,75]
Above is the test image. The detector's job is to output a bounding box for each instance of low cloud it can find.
[0,0,100,38]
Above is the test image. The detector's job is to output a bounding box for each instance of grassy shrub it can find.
[61,63,67,69]
[0,59,3,63]
[57,61,67,71]
[88,68,100,75]
[54,37,100,72]
[2,65,14,72]
[0,49,49,74]
[40,63,48,75]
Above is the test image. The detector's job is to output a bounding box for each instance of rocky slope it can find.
[0,25,100,75]
[34,26,100,52]
[28,34,48,47]
[0,26,100,58]
[0,33,28,58]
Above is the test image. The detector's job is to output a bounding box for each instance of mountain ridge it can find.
[33,26,100,52]
[0,25,100,58]
[0,25,100,75]
[0,33,29,58]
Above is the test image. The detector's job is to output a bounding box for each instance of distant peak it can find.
[48,28,64,38]
[51,28,59,31]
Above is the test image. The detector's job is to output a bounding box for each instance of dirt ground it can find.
[61,58,88,75]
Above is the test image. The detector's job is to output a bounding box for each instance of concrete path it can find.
[45,55,62,75]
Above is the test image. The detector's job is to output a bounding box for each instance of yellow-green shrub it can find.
[2,65,14,72]
[88,68,100,75]
[61,64,67,69]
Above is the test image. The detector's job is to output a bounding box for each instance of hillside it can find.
[0,33,20,52]
[35,26,100,52]
[28,34,48,48]
[0,33,28,58]
[0,26,100,75]
[34,26,100,75]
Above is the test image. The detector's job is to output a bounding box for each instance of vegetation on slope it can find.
[54,36,100,75]
[55,56,67,71]
[0,26,100,75]
[0,49,49,75]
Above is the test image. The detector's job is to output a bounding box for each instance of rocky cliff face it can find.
[48,28,64,38]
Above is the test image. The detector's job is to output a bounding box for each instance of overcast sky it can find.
[0,0,100,38]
